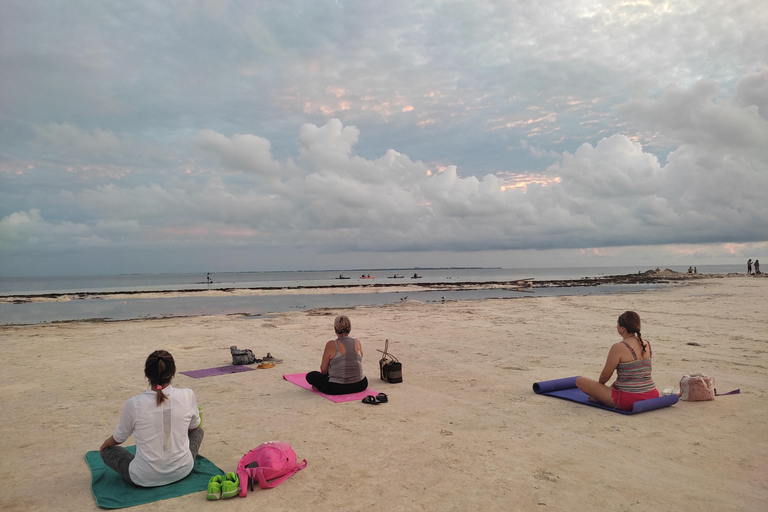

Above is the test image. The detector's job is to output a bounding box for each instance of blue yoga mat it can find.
[86,446,224,509]
[532,376,678,415]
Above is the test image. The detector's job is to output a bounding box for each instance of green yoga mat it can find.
[86,446,223,509]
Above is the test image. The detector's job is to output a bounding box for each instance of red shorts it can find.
[611,388,659,411]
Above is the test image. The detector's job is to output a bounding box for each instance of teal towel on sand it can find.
[86,446,223,509]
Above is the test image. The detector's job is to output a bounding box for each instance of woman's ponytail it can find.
[145,350,176,406]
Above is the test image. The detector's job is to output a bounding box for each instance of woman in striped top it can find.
[576,311,659,410]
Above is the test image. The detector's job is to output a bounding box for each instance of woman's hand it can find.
[100,435,119,453]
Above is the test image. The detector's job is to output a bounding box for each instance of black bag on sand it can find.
[378,339,402,383]
[231,346,258,365]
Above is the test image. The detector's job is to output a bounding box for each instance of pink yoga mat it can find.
[283,373,378,403]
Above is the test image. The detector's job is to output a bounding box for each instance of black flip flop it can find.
[362,395,379,405]
[376,393,388,403]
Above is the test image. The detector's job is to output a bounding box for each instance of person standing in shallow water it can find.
[755,260,761,274]
[100,350,203,486]
[747,259,752,275]
[575,311,659,411]
[305,315,368,395]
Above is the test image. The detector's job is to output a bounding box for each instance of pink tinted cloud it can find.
[499,172,561,191]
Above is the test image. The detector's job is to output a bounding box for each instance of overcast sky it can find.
[1,0,767,276]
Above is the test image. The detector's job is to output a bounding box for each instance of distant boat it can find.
[360,275,376,279]
[336,274,351,280]
[411,273,422,279]
[388,274,404,278]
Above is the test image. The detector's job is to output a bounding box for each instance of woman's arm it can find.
[103,398,133,451]
[356,339,363,357]
[598,343,623,384]
[320,340,335,374]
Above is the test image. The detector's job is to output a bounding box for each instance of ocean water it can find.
[0,265,742,325]
[0,265,743,296]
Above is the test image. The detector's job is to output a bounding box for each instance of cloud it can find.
[0,209,93,247]
[734,67,768,118]
[1,2,766,274]
[3,104,759,259]
[620,74,768,153]
[194,130,281,174]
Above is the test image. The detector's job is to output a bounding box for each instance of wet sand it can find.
[0,275,765,511]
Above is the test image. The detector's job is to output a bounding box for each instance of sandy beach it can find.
[1,276,765,511]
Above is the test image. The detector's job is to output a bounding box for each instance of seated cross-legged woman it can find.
[99,350,203,487]
[575,311,659,411]
[306,315,368,395]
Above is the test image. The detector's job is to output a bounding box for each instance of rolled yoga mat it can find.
[532,376,678,415]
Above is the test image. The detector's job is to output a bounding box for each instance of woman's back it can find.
[614,338,655,392]
[116,386,199,486]
[327,336,364,384]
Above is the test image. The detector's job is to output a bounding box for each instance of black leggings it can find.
[100,428,205,485]
[306,372,368,395]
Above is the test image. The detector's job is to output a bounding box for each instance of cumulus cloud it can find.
[3,104,758,259]
[194,130,281,175]
[734,67,768,119]
[0,209,93,247]
[620,75,768,153]
[30,123,134,165]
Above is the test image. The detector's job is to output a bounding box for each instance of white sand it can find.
[0,276,765,511]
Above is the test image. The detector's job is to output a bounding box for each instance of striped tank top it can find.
[614,341,656,393]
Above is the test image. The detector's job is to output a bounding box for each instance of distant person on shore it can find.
[747,259,752,275]
[688,266,693,274]
[206,273,212,284]
[755,260,761,274]
[694,267,697,274]
[305,315,368,395]
[100,350,203,486]
[575,311,658,411]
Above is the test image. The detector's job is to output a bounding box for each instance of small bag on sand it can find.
[231,346,257,365]
[378,339,402,384]
[679,372,715,401]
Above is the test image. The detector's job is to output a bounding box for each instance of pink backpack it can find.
[236,442,307,496]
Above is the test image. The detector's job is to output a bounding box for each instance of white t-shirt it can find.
[112,385,201,487]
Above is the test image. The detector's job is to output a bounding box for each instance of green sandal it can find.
[206,475,223,500]
[221,472,240,499]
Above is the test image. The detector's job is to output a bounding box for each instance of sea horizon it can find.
[0,263,746,326]
[0,264,744,296]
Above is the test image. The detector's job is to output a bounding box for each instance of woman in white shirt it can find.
[99,350,204,487]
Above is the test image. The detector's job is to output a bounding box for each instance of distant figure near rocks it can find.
[688,266,693,274]
[747,259,752,275]
[755,260,761,275]
[694,267,697,274]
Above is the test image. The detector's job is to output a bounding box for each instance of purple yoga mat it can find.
[283,373,379,403]
[180,365,257,379]
[532,376,678,415]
